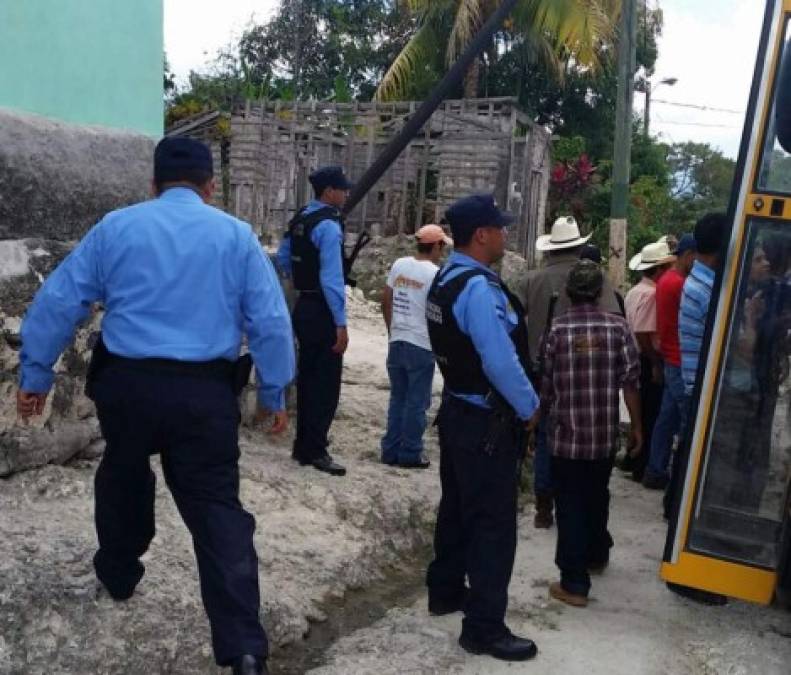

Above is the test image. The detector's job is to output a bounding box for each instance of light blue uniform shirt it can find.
[438,251,539,420]
[20,187,295,411]
[275,200,347,327]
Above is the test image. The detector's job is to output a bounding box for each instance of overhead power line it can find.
[656,119,740,129]
[652,98,744,115]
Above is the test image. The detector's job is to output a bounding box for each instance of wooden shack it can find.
[167,97,551,263]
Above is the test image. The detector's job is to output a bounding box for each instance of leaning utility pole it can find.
[344,0,520,216]
[608,0,638,290]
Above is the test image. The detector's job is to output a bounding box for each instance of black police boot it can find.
[311,454,347,476]
[230,654,268,675]
[93,551,145,601]
[459,630,538,661]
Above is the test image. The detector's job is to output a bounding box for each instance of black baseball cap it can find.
[443,194,515,240]
[674,233,696,256]
[309,166,353,193]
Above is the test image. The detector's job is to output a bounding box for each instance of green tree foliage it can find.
[164,54,176,102]
[239,0,415,101]
[376,0,618,101]
[583,140,736,256]
[668,142,737,229]
[487,2,661,161]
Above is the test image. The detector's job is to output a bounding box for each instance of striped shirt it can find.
[541,304,640,460]
[679,260,715,395]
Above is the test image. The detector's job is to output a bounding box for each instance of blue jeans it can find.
[381,340,435,463]
[646,363,687,480]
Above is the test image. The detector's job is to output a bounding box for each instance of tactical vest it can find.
[287,205,345,291]
[426,265,534,402]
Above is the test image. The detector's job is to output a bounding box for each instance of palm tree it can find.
[376,0,620,101]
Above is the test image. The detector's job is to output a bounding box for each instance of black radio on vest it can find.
[426,265,534,404]
[287,206,345,291]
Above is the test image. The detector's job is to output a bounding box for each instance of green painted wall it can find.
[0,0,163,136]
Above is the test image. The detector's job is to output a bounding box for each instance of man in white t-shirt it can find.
[380,224,452,468]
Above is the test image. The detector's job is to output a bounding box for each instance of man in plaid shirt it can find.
[542,260,643,607]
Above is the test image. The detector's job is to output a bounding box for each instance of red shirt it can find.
[656,268,685,366]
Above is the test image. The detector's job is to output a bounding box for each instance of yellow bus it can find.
[661,0,791,606]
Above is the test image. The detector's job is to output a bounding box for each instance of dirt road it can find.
[1,291,789,673]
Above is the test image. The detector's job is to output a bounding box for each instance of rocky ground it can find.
[0,293,441,674]
[1,283,790,675]
[310,472,791,675]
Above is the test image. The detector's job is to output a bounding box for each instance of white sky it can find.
[644,0,763,159]
[164,0,765,159]
[164,0,277,82]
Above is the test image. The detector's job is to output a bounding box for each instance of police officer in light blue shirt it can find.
[425,194,540,663]
[16,137,293,675]
[276,166,351,476]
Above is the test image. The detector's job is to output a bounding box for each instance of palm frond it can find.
[519,26,565,81]
[514,0,616,71]
[375,23,438,101]
[447,0,485,64]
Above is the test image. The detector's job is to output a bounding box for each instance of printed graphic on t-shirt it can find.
[386,257,439,351]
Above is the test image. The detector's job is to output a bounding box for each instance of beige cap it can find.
[416,224,453,246]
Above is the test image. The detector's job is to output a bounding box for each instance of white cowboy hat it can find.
[536,216,591,252]
[629,241,677,271]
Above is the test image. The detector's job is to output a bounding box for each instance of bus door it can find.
[662,0,791,605]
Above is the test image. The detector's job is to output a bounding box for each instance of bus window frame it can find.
[754,14,791,198]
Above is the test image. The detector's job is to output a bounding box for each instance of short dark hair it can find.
[417,241,436,254]
[568,286,602,304]
[579,243,602,264]
[643,266,663,279]
[155,167,213,193]
[549,243,584,257]
[450,226,475,248]
[694,212,728,255]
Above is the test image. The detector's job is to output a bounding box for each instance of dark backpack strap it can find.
[289,205,340,230]
[435,264,494,295]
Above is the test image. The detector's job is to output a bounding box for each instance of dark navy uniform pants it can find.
[91,365,267,666]
[426,396,520,642]
[292,293,343,462]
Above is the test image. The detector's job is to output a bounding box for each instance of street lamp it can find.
[638,76,678,137]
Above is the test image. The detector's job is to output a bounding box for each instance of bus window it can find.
[760,20,791,193]
[687,219,791,568]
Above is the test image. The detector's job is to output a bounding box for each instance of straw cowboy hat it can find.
[629,241,677,271]
[536,216,592,252]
